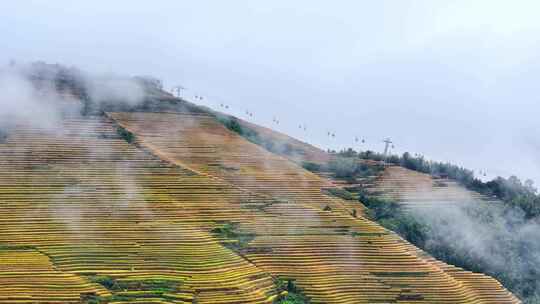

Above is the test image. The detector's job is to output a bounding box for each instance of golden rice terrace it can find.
[0,107,520,303]
[366,166,503,209]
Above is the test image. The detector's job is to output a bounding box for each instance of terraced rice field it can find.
[367,166,501,208]
[0,117,279,303]
[109,111,519,304]
[0,249,110,303]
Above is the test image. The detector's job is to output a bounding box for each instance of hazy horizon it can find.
[2,1,540,183]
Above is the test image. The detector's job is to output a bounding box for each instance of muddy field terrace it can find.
[0,66,520,303]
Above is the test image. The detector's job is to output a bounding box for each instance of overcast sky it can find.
[2,1,540,183]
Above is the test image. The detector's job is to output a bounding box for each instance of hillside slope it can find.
[109,111,519,304]
[0,63,523,303]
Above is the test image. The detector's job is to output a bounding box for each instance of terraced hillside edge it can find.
[208,113,539,303]
[366,166,540,303]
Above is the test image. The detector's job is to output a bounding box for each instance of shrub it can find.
[211,222,255,251]
[301,162,322,172]
[274,279,310,304]
[327,158,358,178]
[323,188,355,201]
[116,126,135,144]
[87,275,179,294]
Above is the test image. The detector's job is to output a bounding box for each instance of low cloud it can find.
[0,62,148,137]
[84,73,145,106]
[0,68,68,132]
[409,199,540,301]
